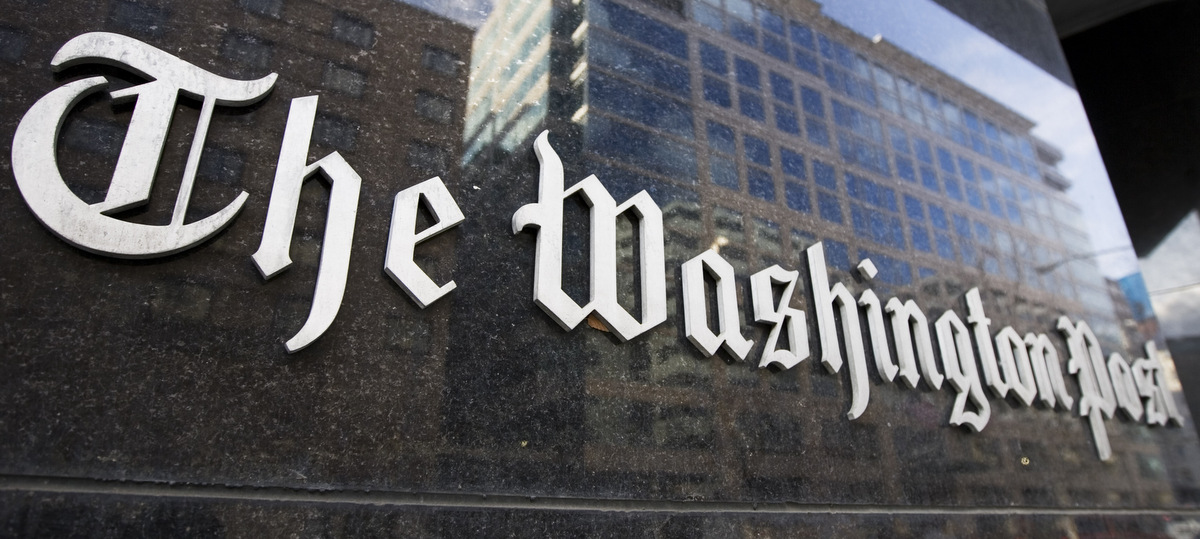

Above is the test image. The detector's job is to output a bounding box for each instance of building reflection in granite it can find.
[2,1,1199,534]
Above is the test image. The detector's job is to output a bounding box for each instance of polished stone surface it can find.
[1,0,1199,532]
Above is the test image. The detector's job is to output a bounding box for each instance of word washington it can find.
[11,34,1180,462]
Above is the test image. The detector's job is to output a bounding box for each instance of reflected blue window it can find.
[703,76,731,107]
[730,18,757,46]
[597,0,687,59]
[735,57,760,89]
[911,226,932,252]
[851,204,870,239]
[935,232,955,260]
[694,2,722,30]
[984,257,1000,275]
[748,167,775,201]
[837,133,891,176]
[744,135,771,166]
[763,34,789,62]
[964,109,981,131]
[710,155,738,190]
[953,214,970,237]
[929,204,948,230]
[825,239,850,270]
[945,177,963,201]
[785,181,810,212]
[904,194,924,222]
[588,115,697,179]
[1006,202,1023,225]
[818,34,834,59]
[896,157,916,182]
[859,249,912,285]
[920,165,939,192]
[966,186,983,209]
[959,239,976,265]
[937,147,956,175]
[700,41,727,74]
[958,156,976,182]
[790,21,815,49]
[919,267,936,279]
[770,72,794,103]
[846,173,897,212]
[814,160,837,190]
[979,166,996,191]
[801,86,824,117]
[793,49,820,75]
[760,7,785,35]
[971,133,988,155]
[999,177,1017,200]
[987,194,1004,218]
[914,137,933,164]
[781,148,805,179]
[775,107,801,135]
[889,125,910,154]
[806,119,830,146]
[818,191,842,223]
[739,91,765,121]
[590,72,694,139]
[706,120,735,154]
[591,32,691,97]
[974,221,991,246]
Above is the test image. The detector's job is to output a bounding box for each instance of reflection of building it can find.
[456,0,1186,511]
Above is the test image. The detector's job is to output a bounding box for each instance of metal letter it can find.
[1023,333,1074,411]
[252,96,361,353]
[806,243,870,419]
[513,131,666,342]
[11,32,276,257]
[1133,341,1184,427]
[935,310,991,432]
[1057,316,1116,461]
[995,327,1037,406]
[681,250,754,361]
[1108,353,1144,421]
[966,288,1010,399]
[885,298,940,390]
[384,177,465,308]
[750,264,808,369]
[856,261,899,385]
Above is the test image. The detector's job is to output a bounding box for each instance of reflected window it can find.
[110,0,169,37]
[818,191,842,224]
[706,120,736,153]
[700,41,727,74]
[800,86,824,117]
[415,90,453,124]
[422,45,461,76]
[407,141,447,173]
[314,113,358,151]
[709,155,739,190]
[323,63,367,97]
[222,32,273,70]
[735,57,760,89]
[763,33,789,62]
[703,76,731,107]
[744,135,770,166]
[332,12,375,49]
[748,167,774,201]
[739,91,765,121]
[238,0,281,18]
[785,182,810,213]
[813,160,837,190]
[911,226,932,253]
[806,118,829,147]
[770,72,794,104]
[775,107,801,135]
[781,148,806,179]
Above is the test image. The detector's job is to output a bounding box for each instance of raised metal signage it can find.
[10,33,1183,461]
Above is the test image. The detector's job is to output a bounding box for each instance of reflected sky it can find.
[809,0,1138,279]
